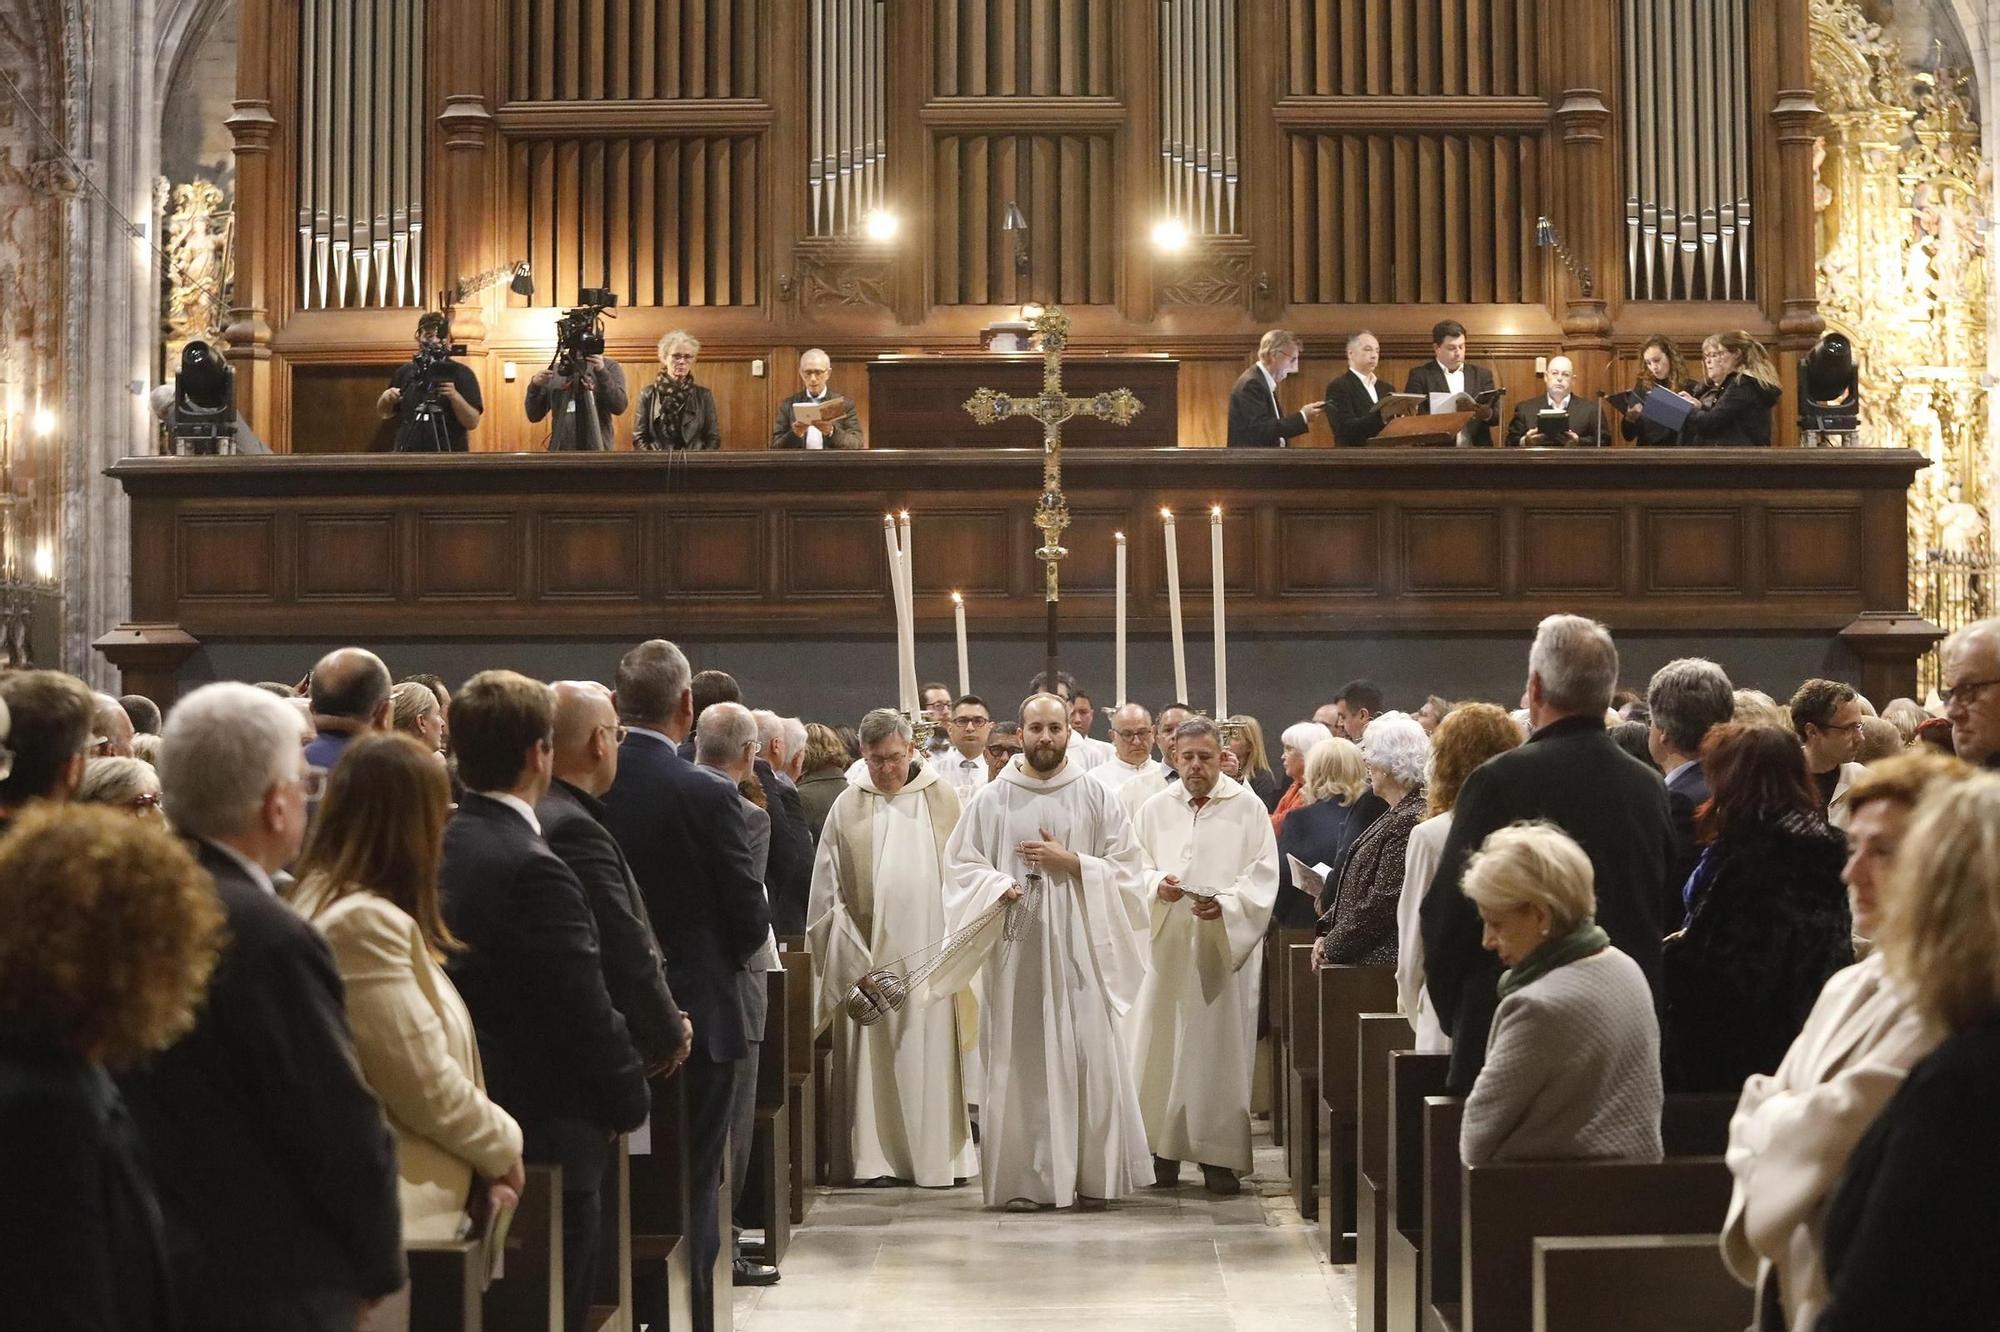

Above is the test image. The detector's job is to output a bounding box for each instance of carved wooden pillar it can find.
[887,0,931,324]
[1772,0,1826,342]
[1552,0,1613,353]
[1238,0,1282,323]
[435,0,495,348]
[223,0,283,447]
[1117,0,1160,322]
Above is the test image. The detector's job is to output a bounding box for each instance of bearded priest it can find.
[806,708,975,1187]
[1130,716,1280,1195]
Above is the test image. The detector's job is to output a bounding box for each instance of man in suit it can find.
[540,679,692,1074]
[0,670,94,835]
[1941,618,2000,767]
[304,646,392,773]
[1419,615,1674,1092]
[1403,318,1499,447]
[769,348,863,449]
[752,707,816,936]
[1646,658,1736,926]
[440,670,651,1332]
[1322,330,1403,446]
[602,640,774,1325]
[127,683,403,1331]
[1226,328,1325,447]
[1505,354,1602,447]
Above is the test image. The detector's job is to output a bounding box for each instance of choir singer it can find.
[1226,330,1325,447]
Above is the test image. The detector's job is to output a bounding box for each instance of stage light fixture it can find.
[31,409,55,437]
[1799,332,1861,443]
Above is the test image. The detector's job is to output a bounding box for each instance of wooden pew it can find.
[1265,930,1302,1149]
[1534,1234,1753,1331]
[812,1027,838,1186]
[1354,1013,1416,1332]
[1420,1097,1467,1332]
[485,1162,564,1332]
[627,1072,694,1332]
[1315,965,1399,1261]
[779,947,817,1225]
[1383,1051,1452,1332]
[1282,942,1321,1217]
[741,967,793,1265]
[588,1135,633,1332]
[407,1238,483,1332]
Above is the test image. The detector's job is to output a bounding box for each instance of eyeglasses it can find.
[1112,727,1156,741]
[984,743,1022,757]
[950,716,990,728]
[596,721,630,744]
[126,792,163,811]
[1939,678,2000,707]
[298,766,328,800]
[1820,721,1867,736]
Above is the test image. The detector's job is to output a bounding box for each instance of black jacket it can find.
[633,378,721,450]
[1818,1018,2000,1330]
[1661,814,1852,1093]
[1273,794,1380,930]
[757,764,815,937]
[1621,378,1702,445]
[2,1051,173,1332]
[769,387,863,450]
[537,778,688,1067]
[1663,760,1710,927]
[600,734,772,1062]
[1403,359,1499,448]
[1505,392,1602,447]
[121,842,403,1329]
[440,795,649,1135]
[1419,715,1673,1091]
[1680,371,1780,446]
[1225,364,1311,447]
[1322,370,1392,446]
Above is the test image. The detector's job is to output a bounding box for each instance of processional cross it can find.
[964,308,1141,685]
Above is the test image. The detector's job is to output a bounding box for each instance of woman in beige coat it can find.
[1722,752,1967,1329]
[292,732,524,1243]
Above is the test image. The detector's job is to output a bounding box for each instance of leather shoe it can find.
[1200,1164,1241,1196]
[1074,1194,1108,1212]
[1004,1196,1046,1213]
[1152,1155,1181,1188]
[731,1257,780,1287]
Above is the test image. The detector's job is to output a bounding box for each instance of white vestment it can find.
[1067,732,1115,773]
[805,761,975,1186]
[1088,754,1163,801]
[935,754,1152,1206]
[1130,775,1280,1173]
[932,748,990,803]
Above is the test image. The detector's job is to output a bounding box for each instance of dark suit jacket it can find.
[1681,371,1780,446]
[633,379,721,450]
[1663,760,1710,927]
[769,388,863,450]
[1225,364,1311,448]
[1505,392,1603,447]
[440,795,649,1136]
[121,842,403,1329]
[537,778,688,1067]
[601,734,773,1063]
[1274,792,1386,929]
[1621,378,1702,445]
[1418,715,1673,1091]
[1403,359,1499,448]
[756,761,814,938]
[1322,369,1393,446]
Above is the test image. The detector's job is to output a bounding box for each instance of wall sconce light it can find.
[1534,215,1595,298]
[1002,200,1030,283]
[452,260,535,305]
[31,409,55,437]
[1151,218,1191,254]
[862,209,900,242]
[32,544,52,581]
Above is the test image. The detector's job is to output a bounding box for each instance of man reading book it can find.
[1506,355,1600,447]
[770,348,864,449]
[1403,319,1501,447]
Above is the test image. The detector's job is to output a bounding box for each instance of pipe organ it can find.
[1621,0,1756,301]
[1160,0,1238,235]
[809,0,888,237]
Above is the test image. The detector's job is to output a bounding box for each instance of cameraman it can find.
[377,312,484,452]
[526,352,627,452]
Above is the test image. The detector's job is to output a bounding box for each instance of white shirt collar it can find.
[1663,758,1697,786]
[626,725,677,746]
[1547,389,1571,409]
[202,838,277,897]
[476,790,543,836]
[1258,363,1279,396]
[1355,369,1377,390]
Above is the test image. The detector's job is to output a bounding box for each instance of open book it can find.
[1377,392,1425,420]
[1642,386,1696,430]
[1285,853,1332,896]
[1428,387,1505,414]
[792,395,849,426]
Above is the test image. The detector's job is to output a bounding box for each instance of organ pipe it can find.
[807,0,886,237]
[1159,0,1237,234]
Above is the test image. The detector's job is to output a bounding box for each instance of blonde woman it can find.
[1398,703,1522,1052]
[1458,821,1662,1166]
[1680,330,1782,445]
[76,755,166,821]
[390,679,447,757]
[633,329,720,450]
[1273,736,1372,929]
[1223,714,1282,811]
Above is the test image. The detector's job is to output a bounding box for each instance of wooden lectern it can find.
[1374,411,1475,447]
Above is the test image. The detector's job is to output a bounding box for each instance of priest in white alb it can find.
[806,708,976,1187]
[932,693,1152,1211]
[1089,701,1169,821]
[1130,717,1280,1194]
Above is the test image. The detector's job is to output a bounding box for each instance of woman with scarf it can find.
[634,329,722,450]
[1458,820,1663,1166]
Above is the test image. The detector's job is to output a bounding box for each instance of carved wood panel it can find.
[298,513,399,599]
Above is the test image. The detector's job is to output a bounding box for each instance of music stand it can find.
[1375,411,1474,447]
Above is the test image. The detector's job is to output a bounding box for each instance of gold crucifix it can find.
[964,307,1141,684]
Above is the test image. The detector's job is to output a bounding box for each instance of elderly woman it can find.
[1814,774,2000,1328]
[76,755,166,821]
[1270,720,1336,836]
[1459,820,1662,1165]
[0,806,223,1330]
[1398,703,1522,1052]
[795,721,853,840]
[1313,711,1429,966]
[1723,752,1967,1331]
[634,329,721,450]
[391,679,448,757]
[1679,331,1783,446]
[1273,736,1377,930]
[1662,722,1853,1093]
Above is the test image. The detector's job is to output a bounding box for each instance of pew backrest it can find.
[1532,1234,1753,1332]
[1422,1096,1467,1314]
[1357,1012,1415,1186]
[1661,1092,1737,1157]
[1387,1051,1452,1236]
[1319,964,1399,1119]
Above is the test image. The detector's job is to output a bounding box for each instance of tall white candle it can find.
[952,592,970,696]
[898,511,917,710]
[1114,532,1128,707]
[883,515,912,711]
[1162,509,1189,706]
[1211,505,1228,721]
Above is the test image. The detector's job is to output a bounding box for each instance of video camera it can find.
[553,288,618,375]
[409,339,469,421]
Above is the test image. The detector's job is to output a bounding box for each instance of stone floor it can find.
[735,1133,1358,1330]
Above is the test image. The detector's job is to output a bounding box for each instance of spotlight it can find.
[509,262,535,298]
[1151,218,1190,253]
[30,409,55,437]
[862,209,900,242]
[1799,332,1861,442]
[32,545,51,581]
[168,340,237,456]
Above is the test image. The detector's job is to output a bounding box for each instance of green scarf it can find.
[1496,918,1610,1000]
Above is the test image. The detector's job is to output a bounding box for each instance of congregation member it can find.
[1397,704,1522,1052]
[1662,722,1852,1093]
[1856,715,1904,761]
[1404,319,1499,447]
[1322,330,1407,445]
[77,755,165,821]
[1323,678,1384,743]
[982,720,1023,779]
[0,669,94,831]
[601,640,771,1323]
[539,681,690,1074]
[1723,753,1966,1331]
[770,348,863,449]
[439,670,650,1332]
[1646,656,1737,916]
[1815,775,2000,1327]
[1274,736,1378,931]
[1313,712,1430,966]
[935,693,995,801]
[377,312,484,452]
[753,707,815,935]
[1226,328,1325,447]
[129,682,405,1330]
[1413,694,1450,735]
[1505,354,1601,446]
[290,733,525,1296]
[305,646,393,772]
[0,806,222,1332]
[1939,616,2000,766]
[1457,822,1663,1166]
[1679,330,1783,445]
[1790,678,1868,827]
[806,708,974,1187]
[389,678,447,759]
[91,690,136,757]
[1734,687,1795,732]
[1224,715,1282,810]
[120,691,162,736]
[1880,697,1927,746]
[938,693,1150,1211]
[1621,334,1700,445]
[1270,720,1335,834]
[1130,718,1279,1196]
[1421,615,1673,1092]
[796,721,854,838]
[634,329,721,450]
[1088,701,1168,819]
